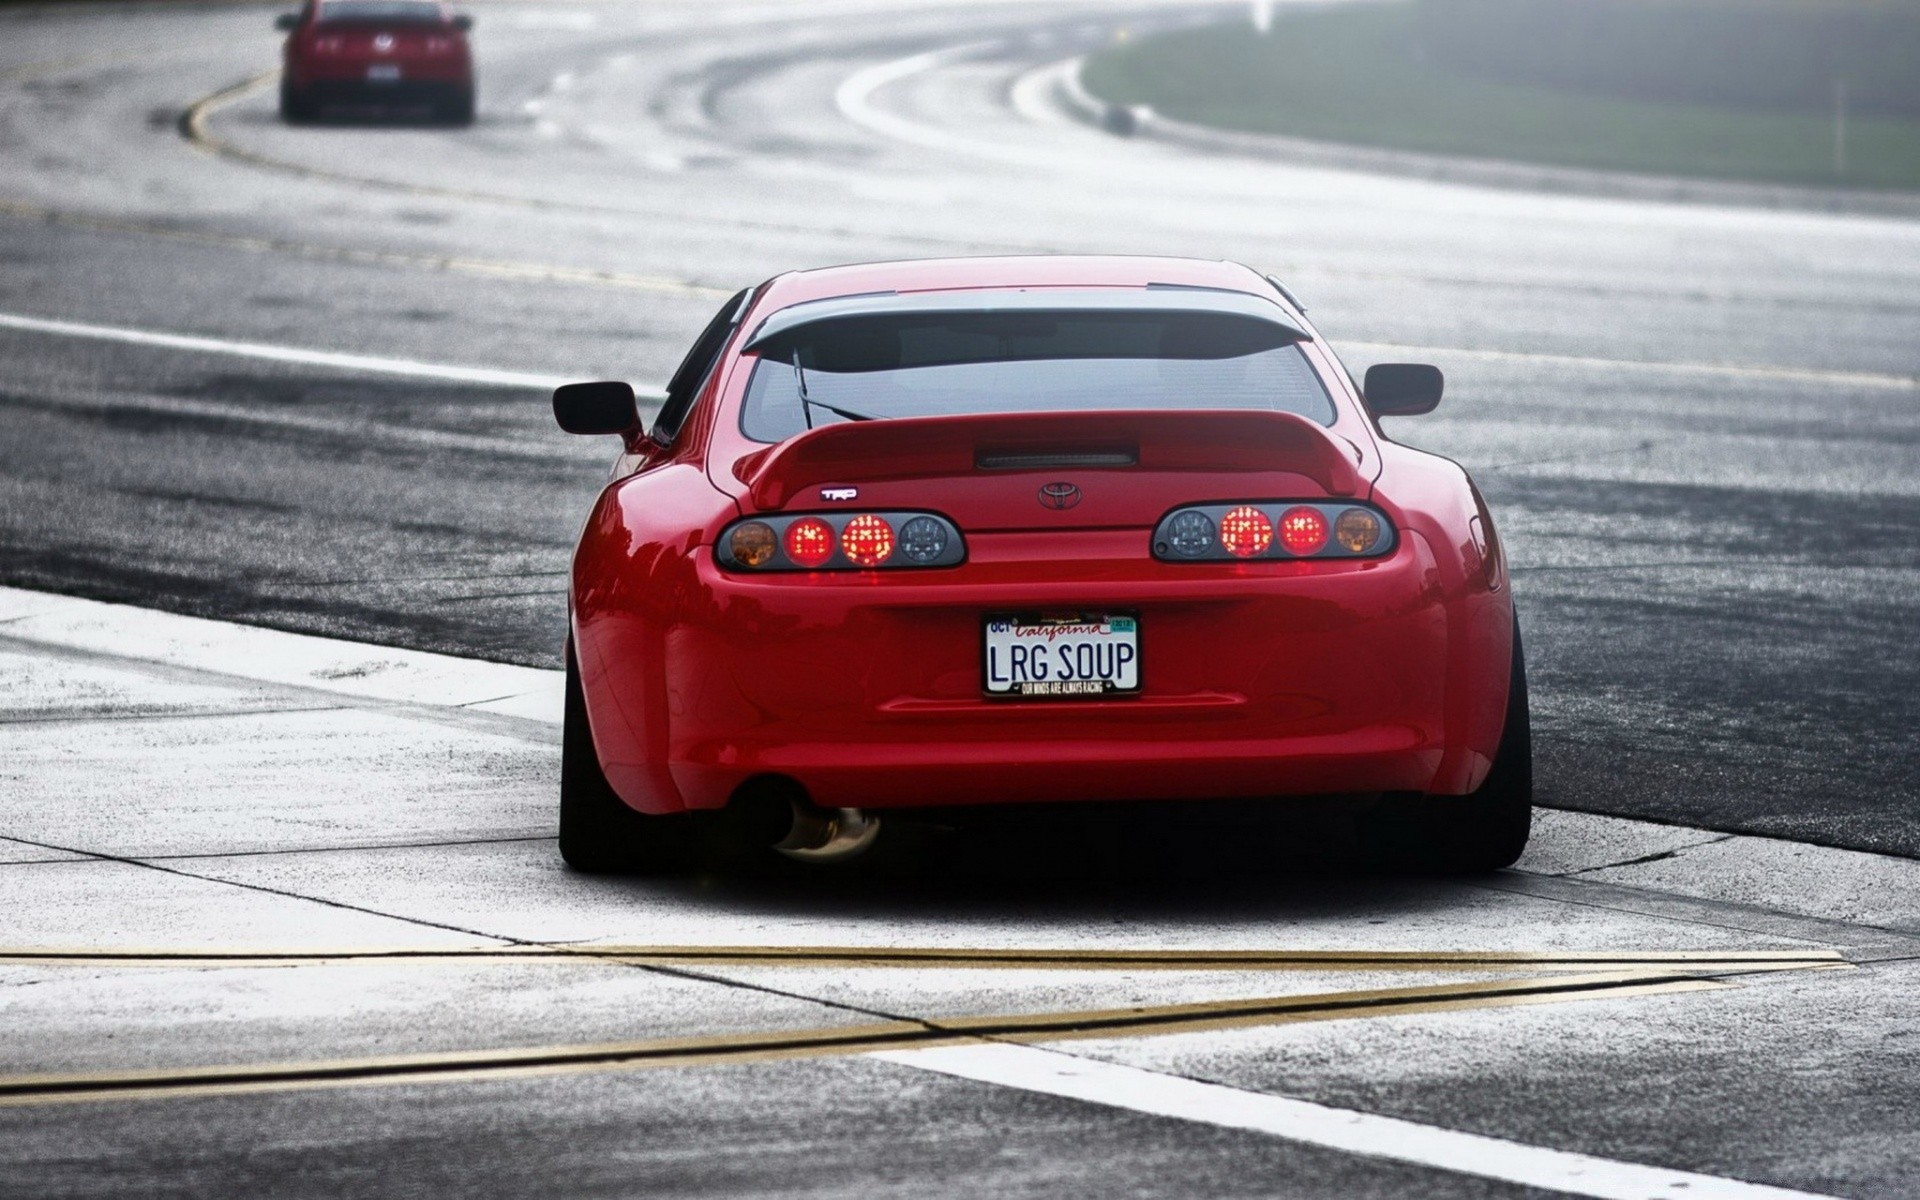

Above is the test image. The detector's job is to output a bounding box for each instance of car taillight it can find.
[1335,508,1383,555]
[1278,506,1327,556]
[729,521,777,568]
[784,517,835,568]
[720,512,964,572]
[1152,503,1393,561]
[1219,505,1273,558]
[840,514,894,566]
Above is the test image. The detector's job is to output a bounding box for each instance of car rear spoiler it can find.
[736,410,1365,509]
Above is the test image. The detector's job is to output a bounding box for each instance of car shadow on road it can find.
[622,802,1498,927]
[248,109,477,130]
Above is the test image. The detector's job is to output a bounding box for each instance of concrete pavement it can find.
[2,587,1918,1196]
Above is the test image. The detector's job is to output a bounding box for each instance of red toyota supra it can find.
[553,257,1530,873]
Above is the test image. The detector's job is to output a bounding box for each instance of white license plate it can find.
[984,615,1139,697]
[366,64,403,83]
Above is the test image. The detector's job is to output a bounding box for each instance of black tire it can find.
[439,88,475,126]
[279,82,318,123]
[1362,616,1533,873]
[558,643,695,874]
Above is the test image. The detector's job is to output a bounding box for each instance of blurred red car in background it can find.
[277,0,474,124]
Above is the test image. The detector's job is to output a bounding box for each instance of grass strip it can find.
[1084,5,1920,191]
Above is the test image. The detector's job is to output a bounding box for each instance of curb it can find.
[1053,55,1920,221]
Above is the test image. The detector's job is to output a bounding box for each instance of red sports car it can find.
[276,0,474,124]
[553,257,1530,873]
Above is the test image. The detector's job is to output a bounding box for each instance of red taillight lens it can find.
[1278,506,1328,555]
[840,514,895,566]
[1219,505,1273,558]
[784,517,835,567]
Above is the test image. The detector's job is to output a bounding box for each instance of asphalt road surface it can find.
[1,1,1918,1196]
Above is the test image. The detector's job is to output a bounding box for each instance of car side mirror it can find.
[553,381,639,435]
[1363,363,1444,417]
[451,13,472,30]
[275,12,300,30]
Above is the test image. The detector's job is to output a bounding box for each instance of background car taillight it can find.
[1153,503,1395,561]
[719,512,964,571]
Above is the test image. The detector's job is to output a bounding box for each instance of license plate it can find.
[983,615,1139,698]
[366,64,402,83]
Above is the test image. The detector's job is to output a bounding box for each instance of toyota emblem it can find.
[1037,482,1081,510]
[373,32,394,51]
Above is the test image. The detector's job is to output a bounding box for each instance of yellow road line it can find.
[0,945,1852,971]
[0,968,1748,1108]
[0,34,238,87]
[180,70,636,216]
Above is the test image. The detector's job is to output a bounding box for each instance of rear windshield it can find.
[739,310,1334,443]
[318,1,445,24]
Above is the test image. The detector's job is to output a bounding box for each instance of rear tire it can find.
[279,81,318,123]
[439,87,475,125]
[1363,616,1533,873]
[558,643,695,874]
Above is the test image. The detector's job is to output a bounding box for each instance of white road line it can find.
[877,1043,1838,1200]
[1345,339,1917,392]
[0,311,568,390]
[837,50,1914,394]
[18,387,590,462]
[833,42,1005,158]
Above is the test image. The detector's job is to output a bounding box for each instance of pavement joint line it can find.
[0,967,1795,1109]
[0,32,236,86]
[0,624,564,745]
[0,702,346,727]
[0,831,533,948]
[0,384,612,463]
[299,570,569,586]
[0,946,1850,970]
[1341,339,1918,393]
[436,586,567,604]
[1486,871,1920,951]
[133,835,556,863]
[0,837,559,867]
[0,310,575,392]
[0,196,729,300]
[1555,833,1739,878]
[1479,437,1656,473]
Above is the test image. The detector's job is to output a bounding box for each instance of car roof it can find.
[751,256,1279,311]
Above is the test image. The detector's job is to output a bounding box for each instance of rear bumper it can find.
[578,527,1507,815]
[285,63,471,102]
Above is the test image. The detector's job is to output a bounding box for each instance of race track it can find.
[2,1,1918,1195]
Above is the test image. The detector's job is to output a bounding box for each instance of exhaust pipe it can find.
[734,777,881,863]
[774,804,881,863]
